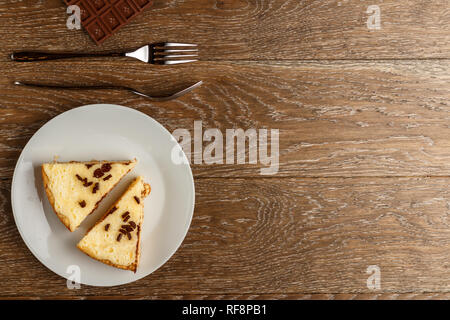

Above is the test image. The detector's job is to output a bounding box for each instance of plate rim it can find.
[11,104,195,287]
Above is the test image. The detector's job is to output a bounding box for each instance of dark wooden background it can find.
[0,0,450,299]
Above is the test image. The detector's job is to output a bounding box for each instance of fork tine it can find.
[154,49,198,53]
[162,59,198,65]
[160,54,198,59]
[162,42,197,47]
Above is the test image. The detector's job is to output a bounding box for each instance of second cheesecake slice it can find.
[77,177,151,272]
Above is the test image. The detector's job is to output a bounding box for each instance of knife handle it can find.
[11,51,124,62]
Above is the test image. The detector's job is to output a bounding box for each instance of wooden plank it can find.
[0,0,448,60]
[0,60,449,177]
[5,293,450,300]
[2,176,450,297]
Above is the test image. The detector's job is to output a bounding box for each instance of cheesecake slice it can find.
[77,177,151,272]
[42,159,137,232]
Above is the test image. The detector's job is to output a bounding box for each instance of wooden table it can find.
[1,0,449,300]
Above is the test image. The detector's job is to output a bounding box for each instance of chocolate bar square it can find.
[64,0,153,45]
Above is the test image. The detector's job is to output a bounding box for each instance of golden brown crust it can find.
[62,159,135,165]
[143,183,151,198]
[133,225,141,272]
[42,166,72,231]
[77,177,151,273]
[41,159,136,232]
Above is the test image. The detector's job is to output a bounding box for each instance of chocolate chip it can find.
[123,215,130,222]
[127,233,132,240]
[134,196,140,204]
[76,174,94,187]
[119,228,128,234]
[86,164,94,169]
[103,174,112,181]
[122,225,133,232]
[104,224,110,231]
[108,206,117,214]
[129,221,136,229]
[92,182,99,194]
[93,168,104,178]
[101,163,112,172]
[79,200,86,208]
[121,211,130,218]
[116,234,122,242]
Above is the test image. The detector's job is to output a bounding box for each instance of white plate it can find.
[11,104,195,287]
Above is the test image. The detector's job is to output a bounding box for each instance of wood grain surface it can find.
[0,0,449,60]
[3,177,450,297]
[0,0,449,299]
[1,60,450,177]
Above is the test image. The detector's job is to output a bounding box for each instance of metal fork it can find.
[11,42,198,65]
[13,80,203,102]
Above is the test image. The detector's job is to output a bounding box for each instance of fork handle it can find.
[11,51,125,62]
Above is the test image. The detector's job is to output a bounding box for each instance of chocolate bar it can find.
[64,0,153,45]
